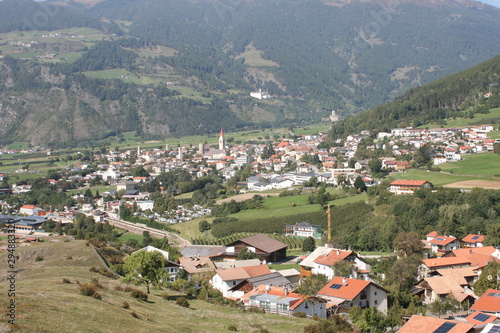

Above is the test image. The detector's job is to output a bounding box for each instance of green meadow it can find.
[438,153,500,177]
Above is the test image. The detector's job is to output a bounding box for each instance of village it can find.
[1,122,500,332]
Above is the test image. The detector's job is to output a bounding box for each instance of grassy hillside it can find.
[0,239,310,332]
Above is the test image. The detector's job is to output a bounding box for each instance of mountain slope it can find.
[0,239,310,332]
[0,0,499,145]
[329,55,500,138]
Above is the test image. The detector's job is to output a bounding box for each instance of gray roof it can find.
[181,245,226,258]
[229,234,287,253]
[246,272,293,287]
[214,259,261,269]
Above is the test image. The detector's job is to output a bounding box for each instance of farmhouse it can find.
[285,222,322,239]
[224,234,287,262]
[388,180,432,195]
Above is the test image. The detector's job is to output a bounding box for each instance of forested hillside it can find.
[0,0,499,145]
[329,55,500,138]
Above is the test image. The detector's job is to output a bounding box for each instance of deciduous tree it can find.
[122,250,167,294]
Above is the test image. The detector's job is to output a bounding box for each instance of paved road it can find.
[106,218,191,248]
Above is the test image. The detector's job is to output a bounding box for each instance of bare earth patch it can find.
[444,180,500,189]
[216,193,280,204]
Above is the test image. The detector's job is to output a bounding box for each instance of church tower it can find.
[219,128,225,150]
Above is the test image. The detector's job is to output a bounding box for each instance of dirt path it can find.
[443,180,500,189]
[216,192,280,204]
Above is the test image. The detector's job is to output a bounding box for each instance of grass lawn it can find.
[83,68,135,80]
[0,240,310,332]
[117,232,144,244]
[236,43,279,67]
[134,45,178,58]
[67,185,116,196]
[489,130,500,139]
[438,153,500,177]
[170,217,212,240]
[268,263,301,271]
[293,125,331,136]
[174,192,194,200]
[387,169,495,186]
[328,193,369,206]
[6,142,30,150]
[424,107,500,129]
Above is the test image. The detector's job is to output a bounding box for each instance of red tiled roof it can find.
[471,289,500,313]
[452,246,497,257]
[427,231,438,238]
[313,250,352,266]
[422,257,470,268]
[462,234,485,244]
[465,311,497,325]
[20,205,37,209]
[317,277,370,300]
[244,265,271,278]
[390,180,429,186]
[428,235,457,246]
[399,315,473,333]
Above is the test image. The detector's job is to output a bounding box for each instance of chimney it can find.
[342,277,347,286]
[337,250,340,256]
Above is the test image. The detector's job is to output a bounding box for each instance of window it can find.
[374,292,377,296]
[374,300,378,305]
[233,281,236,286]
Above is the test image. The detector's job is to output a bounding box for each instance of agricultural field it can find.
[0,240,310,333]
[424,107,500,129]
[0,27,105,61]
[236,43,280,67]
[133,45,178,58]
[387,164,499,187]
[438,153,500,177]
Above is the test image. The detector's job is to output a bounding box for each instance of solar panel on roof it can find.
[330,283,342,289]
[488,292,500,297]
[473,313,490,322]
[436,238,445,241]
[472,236,480,240]
[433,322,456,333]
[489,325,500,333]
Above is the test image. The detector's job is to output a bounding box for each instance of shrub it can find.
[62,278,71,284]
[92,292,102,300]
[91,278,103,289]
[131,289,148,302]
[246,306,265,314]
[35,256,44,262]
[114,285,124,292]
[176,297,190,308]
[131,312,140,319]
[66,256,73,260]
[292,311,307,318]
[79,283,97,297]
[122,301,130,309]
[124,286,135,292]
[228,325,238,331]
[89,266,99,273]
[161,292,169,300]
